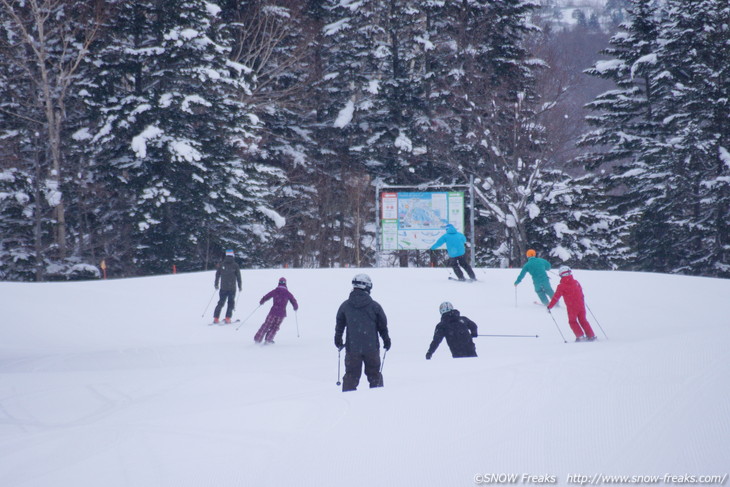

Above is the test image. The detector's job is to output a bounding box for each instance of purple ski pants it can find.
[254,314,285,343]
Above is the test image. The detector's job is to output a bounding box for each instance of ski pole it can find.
[336,349,342,386]
[478,334,539,338]
[201,288,217,317]
[586,303,608,340]
[235,304,262,331]
[547,309,568,343]
[514,285,518,308]
[377,349,387,388]
[295,310,300,338]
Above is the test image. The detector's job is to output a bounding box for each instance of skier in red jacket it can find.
[547,266,597,342]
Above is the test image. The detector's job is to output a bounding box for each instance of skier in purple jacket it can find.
[254,277,299,344]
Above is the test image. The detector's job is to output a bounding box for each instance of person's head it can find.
[439,301,454,315]
[278,277,287,286]
[352,273,372,292]
[445,224,456,234]
[526,249,536,258]
[225,249,235,258]
[559,265,572,277]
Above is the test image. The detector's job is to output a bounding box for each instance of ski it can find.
[448,277,478,282]
[208,319,241,326]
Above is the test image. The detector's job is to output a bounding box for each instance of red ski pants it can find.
[567,306,595,339]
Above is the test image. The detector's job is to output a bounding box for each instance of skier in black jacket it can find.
[426,302,478,359]
[213,250,242,324]
[335,274,391,392]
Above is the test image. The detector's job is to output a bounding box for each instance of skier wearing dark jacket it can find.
[426,302,478,359]
[334,274,391,392]
[254,277,298,344]
[213,250,242,324]
[547,266,596,342]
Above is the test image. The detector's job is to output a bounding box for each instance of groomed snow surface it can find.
[1,268,729,487]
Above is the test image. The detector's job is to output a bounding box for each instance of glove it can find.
[215,284,219,290]
[425,352,432,360]
[238,287,242,292]
[546,306,552,313]
[383,337,391,351]
[335,337,344,350]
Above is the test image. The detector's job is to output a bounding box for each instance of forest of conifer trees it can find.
[1,0,728,281]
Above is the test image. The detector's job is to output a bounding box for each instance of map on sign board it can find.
[381,191,465,250]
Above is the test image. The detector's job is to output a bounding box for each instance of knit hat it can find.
[278,277,287,286]
[526,249,536,258]
[225,249,234,257]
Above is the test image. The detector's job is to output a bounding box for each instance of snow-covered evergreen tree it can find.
[578,0,666,271]
[419,0,554,267]
[319,0,432,184]
[652,0,730,276]
[580,0,730,277]
[81,0,276,274]
[0,167,38,280]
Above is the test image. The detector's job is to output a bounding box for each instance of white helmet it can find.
[439,301,454,315]
[559,265,572,277]
[352,273,372,291]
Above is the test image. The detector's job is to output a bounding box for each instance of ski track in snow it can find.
[1,267,729,486]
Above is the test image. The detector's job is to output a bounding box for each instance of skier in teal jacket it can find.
[514,249,555,305]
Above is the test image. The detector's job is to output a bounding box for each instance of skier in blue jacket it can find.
[430,224,476,281]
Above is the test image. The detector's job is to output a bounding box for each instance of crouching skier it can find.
[426,302,478,359]
[334,274,391,392]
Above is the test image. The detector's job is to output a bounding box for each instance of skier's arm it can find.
[515,265,528,285]
[236,268,242,290]
[547,285,563,310]
[464,317,478,337]
[426,325,445,357]
[214,268,221,288]
[259,290,275,305]
[430,234,446,250]
[289,293,299,311]
[334,304,347,349]
[375,304,391,350]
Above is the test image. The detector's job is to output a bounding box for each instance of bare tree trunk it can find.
[0,0,101,261]
[33,149,45,282]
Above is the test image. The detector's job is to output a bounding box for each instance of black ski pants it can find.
[214,289,236,318]
[342,348,383,392]
[449,254,476,280]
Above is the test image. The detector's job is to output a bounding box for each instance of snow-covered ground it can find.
[1,267,729,486]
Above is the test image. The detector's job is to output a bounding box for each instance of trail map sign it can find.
[381,191,465,250]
